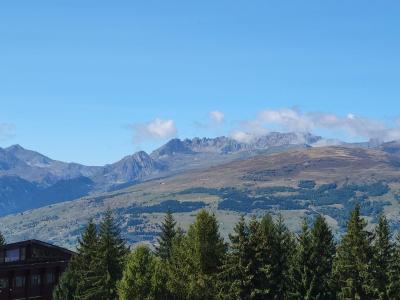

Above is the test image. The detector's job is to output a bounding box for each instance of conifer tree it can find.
[217,216,253,300]
[188,209,226,299]
[246,217,270,299]
[151,258,172,300]
[166,232,192,299]
[187,209,226,275]
[290,215,336,300]
[118,245,155,300]
[53,220,99,300]
[155,210,177,260]
[53,261,79,300]
[308,214,336,299]
[259,214,295,300]
[257,213,277,298]
[80,209,128,300]
[290,219,313,299]
[74,220,100,299]
[168,209,226,299]
[333,204,373,299]
[388,233,400,299]
[370,215,393,300]
[218,216,273,300]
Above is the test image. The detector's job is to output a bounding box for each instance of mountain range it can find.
[2,132,400,248]
[0,132,323,215]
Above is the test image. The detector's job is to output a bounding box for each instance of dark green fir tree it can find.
[168,209,226,300]
[155,210,177,260]
[259,214,295,300]
[290,219,313,299]
[333,204,373,299]
[79,209,128,300]
[217,216,254,300]
[74,220,100,300]
[308,214,336,299]
[370,215,393,300]
[388,233,400,299]
[53,219,99,300]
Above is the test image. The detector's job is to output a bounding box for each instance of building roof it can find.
[0,239,75,255]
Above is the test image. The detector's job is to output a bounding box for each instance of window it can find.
[14,276,25,288]
[5,248,20,262]
[46,272,55,285]
[31,247,46,259]
[0,278,8,289]
[20,247,26,261]
[31,274,41,287]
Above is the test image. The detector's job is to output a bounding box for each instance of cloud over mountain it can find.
[132,118,177,142]
[230,108,400,143]
[209,110,225,124]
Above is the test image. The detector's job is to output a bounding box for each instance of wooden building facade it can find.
[0,240,73,300]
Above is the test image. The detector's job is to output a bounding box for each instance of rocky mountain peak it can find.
[152,132,322,157]
[5,144,25,152]
[4,144,53,167]
[150,138,193,158]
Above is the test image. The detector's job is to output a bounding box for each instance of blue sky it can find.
[1,1,400,165]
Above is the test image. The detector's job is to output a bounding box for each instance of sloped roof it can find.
[0,239,74,255]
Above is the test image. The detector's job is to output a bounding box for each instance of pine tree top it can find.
[155,210,177,259]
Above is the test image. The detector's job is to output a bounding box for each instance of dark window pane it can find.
[14,276,25,288]
[46,272,55,284]
[31,274,41,286]
[20,247,26,261]
[0,278,8,288]
[5,249,20,262]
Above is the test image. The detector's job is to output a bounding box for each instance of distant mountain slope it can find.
[95,151,166,188]
[0,144,101,185]
[2,145,400,249]
[0,176,95,215]
[0,132,325,215]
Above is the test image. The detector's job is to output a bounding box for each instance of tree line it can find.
[53,205,400,299]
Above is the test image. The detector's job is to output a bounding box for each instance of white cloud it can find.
[209,110,225,124]
[194,110,225,130]
[312,138,343,147]
[230,108,400,143]
[132,118,177,142]
[230,130,254,143]
[0,123,16,141]
[347,113,355,120]
[258,108,315,132]
[229,119,268,143]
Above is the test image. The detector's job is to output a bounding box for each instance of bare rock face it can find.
[101,151,165,184]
